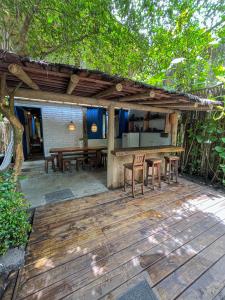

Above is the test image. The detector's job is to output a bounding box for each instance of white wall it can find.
[88,138,122,148]
[15,100,84,156]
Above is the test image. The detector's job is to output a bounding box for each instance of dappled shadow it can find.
[16,179,225,299]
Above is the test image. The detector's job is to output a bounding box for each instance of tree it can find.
[0,74,23,179]
[1,0,224,90]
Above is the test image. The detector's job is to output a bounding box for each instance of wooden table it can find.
[49,146,107,170]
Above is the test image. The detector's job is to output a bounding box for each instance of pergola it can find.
[0,50,221,186]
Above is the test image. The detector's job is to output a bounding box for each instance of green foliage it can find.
[182,111,225,186]
[0,0,224,90]
[0,171,31,255]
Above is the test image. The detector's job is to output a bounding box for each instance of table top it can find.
[49,146,107,153]
[111,145,184,157]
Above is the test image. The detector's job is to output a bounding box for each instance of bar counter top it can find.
[111,145,184,157]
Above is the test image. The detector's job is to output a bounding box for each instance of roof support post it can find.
[107,105,115,188]
[82,108,88,147]
[170,112,179,146]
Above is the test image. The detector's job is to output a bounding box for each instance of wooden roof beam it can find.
[8,64,39,90]
[95,83,123,98]
[12,88,175,114]
[155,103,215,111]
[138,100,186,105]
[153,103,200,108]
[66,74,79,94]
[117,91,171,102]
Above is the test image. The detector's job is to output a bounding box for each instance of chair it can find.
[124,154,145,197]
[62,158,73,172]
[76,156,86,170]
[145,158,162,189]
[87,153,98,169]
[164,156,180,183]
[45,155,56,173]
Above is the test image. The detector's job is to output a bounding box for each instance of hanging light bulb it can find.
[91,123,98,133]
[68,121,76,131]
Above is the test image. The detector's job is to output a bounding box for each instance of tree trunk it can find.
[0,75,24,179]
[0,107,24,179]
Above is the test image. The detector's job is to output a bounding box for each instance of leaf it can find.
[215,146,225,153]
[219,152,225,159]
[221,138,225,143]
[196,135,204,143]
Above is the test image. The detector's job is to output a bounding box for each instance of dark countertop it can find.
[111,145,184,157]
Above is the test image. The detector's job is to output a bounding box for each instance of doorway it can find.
[15,106,44,160]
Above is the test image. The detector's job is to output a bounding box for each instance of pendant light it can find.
[68,121,76,131]
[91,123,98,133]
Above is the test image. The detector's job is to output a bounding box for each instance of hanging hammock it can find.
[0,128,14,172]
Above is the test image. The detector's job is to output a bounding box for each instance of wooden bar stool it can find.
[145,158,162,189]
[124,154,145,198]
[164,156,180,183]
[44,155,56,173]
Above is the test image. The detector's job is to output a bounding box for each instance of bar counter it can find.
[112,145,184,157]
[110,145,184,188]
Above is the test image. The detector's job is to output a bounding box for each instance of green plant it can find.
[215,138,225,185]
[0,171,31,255]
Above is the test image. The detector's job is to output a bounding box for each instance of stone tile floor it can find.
[20,160,108,208]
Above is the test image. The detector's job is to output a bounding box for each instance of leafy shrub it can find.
[0,171,31,255]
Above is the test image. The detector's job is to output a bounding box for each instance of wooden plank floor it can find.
[15,178,225,300]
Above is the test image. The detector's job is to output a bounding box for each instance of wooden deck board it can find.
[15,178,225,300]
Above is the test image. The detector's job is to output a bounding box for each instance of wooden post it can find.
[82,108,88,147]
[107,105,115,188]
[170,112,179,146]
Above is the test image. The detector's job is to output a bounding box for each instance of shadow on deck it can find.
[9,178,225,299]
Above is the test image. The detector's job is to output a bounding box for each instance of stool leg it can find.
[132,169,135,197]
[152,165,155,190]
[45,160,48,173]
[142,168,144,195]
[145,164,149,186]
[124,167,126,192]
[158,163,161,188]
[176,160,178,182]
[171,161,174,180]
[168,161,171,184]
[165,160,167,182]
[52,159,56,172]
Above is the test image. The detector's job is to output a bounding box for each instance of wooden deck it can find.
[14,178,225,300]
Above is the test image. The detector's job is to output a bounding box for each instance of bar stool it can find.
[164,156,180,183]
[145,158,162,189]
[44,155,56,173]
[124,154,145,198]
